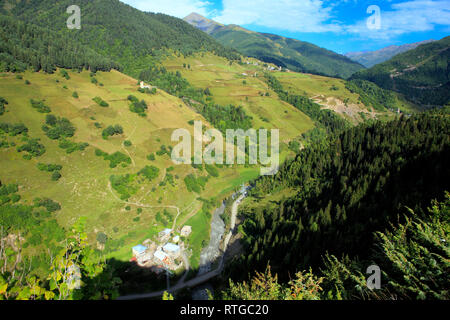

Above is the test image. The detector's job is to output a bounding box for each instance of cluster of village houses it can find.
[244,60,286,72]
[131,225,192,274]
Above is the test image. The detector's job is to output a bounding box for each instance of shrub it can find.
[97,150,131,168]
[17,138,46,158]
[60,69,70,80]
[37,163,62,172]
[72,91,79,99]
[0,123,28,136]
[102,124,123,139]
[58,139,88,154]
[96,232,107,244]
[30,99,51,113]
[129,99,147,116]
[205,164,219,177]
[147,153,155,161]
[51,171,62,181]
[35,198,61,212]
[92,96,109,107]
[124,140,132,147]
[42,115,75,140]
[138,165,160,181]
[0,97,8,115]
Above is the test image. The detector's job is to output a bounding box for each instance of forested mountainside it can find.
[184,13,364,79]
[1,0,239,77]
[345,40,435,68]
[223,193,449,300]
[224,110,449,299]
[351,36,450,107]
[0,16,120,73]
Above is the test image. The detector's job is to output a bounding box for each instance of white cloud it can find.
[122,0,211,18]
[212,0,342,32]
[346,1,450,40]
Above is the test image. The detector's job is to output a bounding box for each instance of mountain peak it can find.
[184,12,223,34]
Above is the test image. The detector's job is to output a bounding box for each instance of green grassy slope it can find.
[0,69,262,266]
[162,53,315,142]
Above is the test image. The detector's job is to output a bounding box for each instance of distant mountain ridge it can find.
[345,40,436,67]
[184,12,364,79]
[351,36,450,106]
[184,12,223,34]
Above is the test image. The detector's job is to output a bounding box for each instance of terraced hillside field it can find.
[273,72,419,123]
[163,53,315,143]
[0,69,265,269]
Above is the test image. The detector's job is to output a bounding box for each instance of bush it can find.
[58,139,88,154]
[51,171,62,181]
[0,97,8,115]
[147,153,155,161]
[205,164,219,178]
[35,198,61,212]
[72,91,79,99]
[17,138,46,158]
[129,99,147,117]
[92,96,109,107]
[138,165,160,181]
[37,163,62,172]
[42,115,75,140]
[30,99,51,113]
[60,69,70,80]
[97,150,131,168]
[102,124,123,139]
[0,123,28,136]
[96,232,107,245]
[124,140,132,147]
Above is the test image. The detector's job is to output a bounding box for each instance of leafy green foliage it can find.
[92,97,109,107]
[58,139,89,154]
[30,99,51,113]
[137,165,160,181]
[42,115,76,140]
[223,266,323,300]
[110,174,138,200]
[184,174,208,193]
[95,149,131,168]
[0,97,8,115]
[102,125,123,140]
[128,99,147,117]
[0,123,28,136]
[16,138,46,159]
[205,164,219,177]
[321,194,450,300]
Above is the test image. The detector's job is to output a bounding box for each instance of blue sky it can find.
[122,0,450,54]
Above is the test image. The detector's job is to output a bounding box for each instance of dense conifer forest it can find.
[225,110,449,299]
